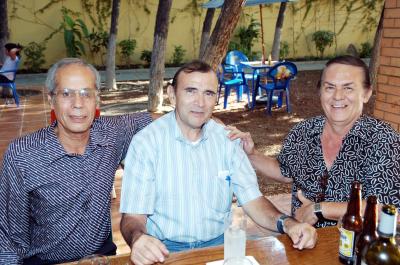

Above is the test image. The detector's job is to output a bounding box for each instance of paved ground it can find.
[14,59,345,86]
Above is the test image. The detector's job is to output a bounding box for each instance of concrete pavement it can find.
[15,59,349,86]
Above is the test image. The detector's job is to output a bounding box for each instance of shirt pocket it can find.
[202,170,232,213]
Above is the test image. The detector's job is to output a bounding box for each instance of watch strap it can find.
[277,214,291,234]
[314,203,325,221]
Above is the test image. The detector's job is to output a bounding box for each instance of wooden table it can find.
[63,227,341,265]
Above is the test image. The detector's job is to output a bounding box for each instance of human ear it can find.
[363,87,373,103]
[167,85,176,106]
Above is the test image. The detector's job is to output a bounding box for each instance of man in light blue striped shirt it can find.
[120,61,317,265]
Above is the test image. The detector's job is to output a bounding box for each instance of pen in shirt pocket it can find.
[226,175,233,204]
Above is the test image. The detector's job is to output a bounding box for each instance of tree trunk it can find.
[147,0,173,112]
[199,8,215,59]
[0,0,9,63]
[201,0,245,71]
[271,2,287,61]
[370,6,384,89]
[105,0,121,91]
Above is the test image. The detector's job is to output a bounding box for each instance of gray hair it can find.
[45,58,101,93]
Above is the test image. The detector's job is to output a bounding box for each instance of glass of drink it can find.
[224,213,247,261]
[77,254,110,265]
[223,256,253,265]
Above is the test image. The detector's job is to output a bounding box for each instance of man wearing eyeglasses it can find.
[0,58,153,264]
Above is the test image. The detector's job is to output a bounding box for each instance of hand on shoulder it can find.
[224,125,256,155]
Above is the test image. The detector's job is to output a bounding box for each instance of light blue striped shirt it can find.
[120,111,261,243]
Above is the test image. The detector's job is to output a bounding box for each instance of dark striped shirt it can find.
[0,113,152,264]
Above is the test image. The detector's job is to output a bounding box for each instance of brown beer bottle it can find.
[339,181,363,265]
[354,196,378,265]
[361,204,400,265]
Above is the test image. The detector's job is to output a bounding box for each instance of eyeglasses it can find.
[316,170,329,202]
[52,88,97,101]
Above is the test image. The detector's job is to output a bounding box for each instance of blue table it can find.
[240,61,277,109]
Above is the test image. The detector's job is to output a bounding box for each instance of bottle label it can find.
[339,227,355,258]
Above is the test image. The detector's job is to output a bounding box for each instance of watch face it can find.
[314,203,321,213]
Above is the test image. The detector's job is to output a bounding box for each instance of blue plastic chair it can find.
[253,61,297,115]
[224,51,254,100]
[225,50,249,69]
[217,64,250,109]
[0,58,20,106]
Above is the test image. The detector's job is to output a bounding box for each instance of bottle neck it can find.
[347,187,362,216]
[378,210,396,237]
[362,200,378,234]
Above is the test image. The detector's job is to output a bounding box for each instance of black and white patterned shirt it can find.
[0,113,151,264]
[277,115,400,228]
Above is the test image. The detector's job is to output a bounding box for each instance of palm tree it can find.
[147,0,173,112]
[105,0,121,90]
[201,0,246,70]
[0,0,9,62]
[199,8,215,59]
[271,2,287,61]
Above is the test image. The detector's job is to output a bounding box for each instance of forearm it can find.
[120,214,148,248]
[321,200,368,221]
[243,196,284,231]
[248,152,291,183]
[245,197,317,249]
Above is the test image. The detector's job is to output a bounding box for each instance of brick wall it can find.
[374,0,400,131]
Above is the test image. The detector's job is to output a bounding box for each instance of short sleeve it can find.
[120,131,156,214]
[364,130,400,208]
[277,130,297,179]
[0,148,30,264]
[120,112,152,160]
[229,140,262,206]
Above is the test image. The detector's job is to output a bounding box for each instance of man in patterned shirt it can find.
[0,58,153,264]
[120,60,317,265]
[228,55,400,228]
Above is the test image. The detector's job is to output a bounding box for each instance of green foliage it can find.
[228,41,240,52]
[312,30,335,58]
[119,39,137,66]
[140,50,152,65]
[280,41,290,60]
[23,42,46,72]
[230,18,260,57]
[87,30,108,62]
[81,0,112,32]
[171,0,201,23]
[171,45,186,66]
[359,42,372,58]
[61,8,89,57]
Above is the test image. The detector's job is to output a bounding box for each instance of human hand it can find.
[284,218,317,250]
[130,234,169,265]
[294,190,318,225]
[225,125,255,155]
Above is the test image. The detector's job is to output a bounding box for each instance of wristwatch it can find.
[314,202,324,220]
[277,214,291,234]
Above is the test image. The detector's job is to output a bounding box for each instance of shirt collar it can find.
[307,115,369,142]
[171,111,210,144]
[346,115,369,141]
[44,120,112,164]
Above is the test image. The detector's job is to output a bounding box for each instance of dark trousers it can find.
[0,74,13,98]
[23,234,117,265]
